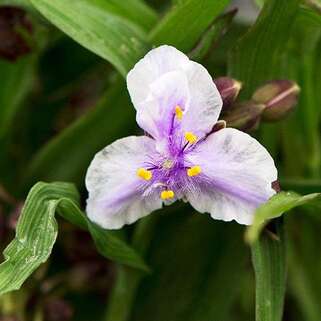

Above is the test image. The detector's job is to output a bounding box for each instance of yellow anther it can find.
[187,165,202,177]
[160,190,175,200]
[175,105,183,120]
[185,131,197,144]
[137,168,152,180]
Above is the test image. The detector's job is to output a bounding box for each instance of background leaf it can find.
[24,78,135,187]
[246,191,321,244]
[29,0,153,75]
[188,9,237,61]
[0,182,147,296]
[0,57,35,139]
[251,221,286,321]
[150,0,230,51]
[105,210,249,321]
[229,0,300,96]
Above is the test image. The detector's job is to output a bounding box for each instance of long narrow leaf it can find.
[229,0,300,96]
[29,0,151,76]
[246,191,321,243]
[0,182,148,296]
[0,57,35,139]
[150,0,230,51]
[251,221,286,321]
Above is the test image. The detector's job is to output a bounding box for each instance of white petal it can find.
[180,61,222,138]
[185,128,277,225]
[127,45,222,138]
[85,136,162,229]
[135,70,190,142]
[127,45,189,107]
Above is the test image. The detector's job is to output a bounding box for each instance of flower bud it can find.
[272,180,281,193]
[252,80,300,122]
[223,101,265,132]
[211,120,226,133]
[214,77,242,108]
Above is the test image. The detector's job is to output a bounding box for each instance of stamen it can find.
[187,165,201,177]
[160,190,175,200]
[185,131,197,144]
[175,105,183,120]
[137,168,152,180]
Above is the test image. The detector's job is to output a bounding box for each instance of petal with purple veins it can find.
[185,128,277,224]
[180,60,222,138]
[127,45,189,107]
[85,136,162,229]
[127,45,223,142]
[136,70,190,146]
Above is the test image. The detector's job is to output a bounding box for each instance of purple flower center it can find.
[138,105,202,200]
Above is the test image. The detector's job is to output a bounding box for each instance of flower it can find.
[85,45,277,229]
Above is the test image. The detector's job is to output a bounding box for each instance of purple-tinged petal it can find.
[185,128,277,224]
[127,45,189,107]
[127,45,222,140]
[180,61,222,138]
[85,136,162,229]
[136,70,190,146]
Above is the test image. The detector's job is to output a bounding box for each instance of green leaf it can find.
[300,3,321,26]
[24,78,135,187]
[0,0,30,7]
[132,213,248,321]
[188,9,237,61]
[280,178,321,194]
[278,11,321,177]
[29,0,152,76]
[228,0,300,96]
[245,191,321,244]
[0,182,148,296]
[98,0,157,31]
[287,216,321,321]
[0,57,35,139]
[106,210,248,321]
[150,0,231,51]
[251,220,286,321]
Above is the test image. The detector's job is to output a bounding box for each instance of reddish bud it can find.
[211,120,226,133]
[223,101,265,132]
[272,180,281,193]
[252,80,300,122]
[214,77,242,108]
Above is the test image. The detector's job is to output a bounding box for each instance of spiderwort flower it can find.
[85,45,277,229]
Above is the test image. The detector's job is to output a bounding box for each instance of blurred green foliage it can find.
[0,0,320,321]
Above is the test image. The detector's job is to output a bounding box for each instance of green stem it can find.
[104,214,159,321]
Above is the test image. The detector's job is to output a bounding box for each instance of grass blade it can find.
[251,220,286,321]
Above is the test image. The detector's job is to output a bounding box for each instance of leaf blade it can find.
[228,0,300,96]
[150,0,230,51]
[246,191,321,244]
[29,0,151,75]
[251,221,286,321]
[0,182,148,296]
